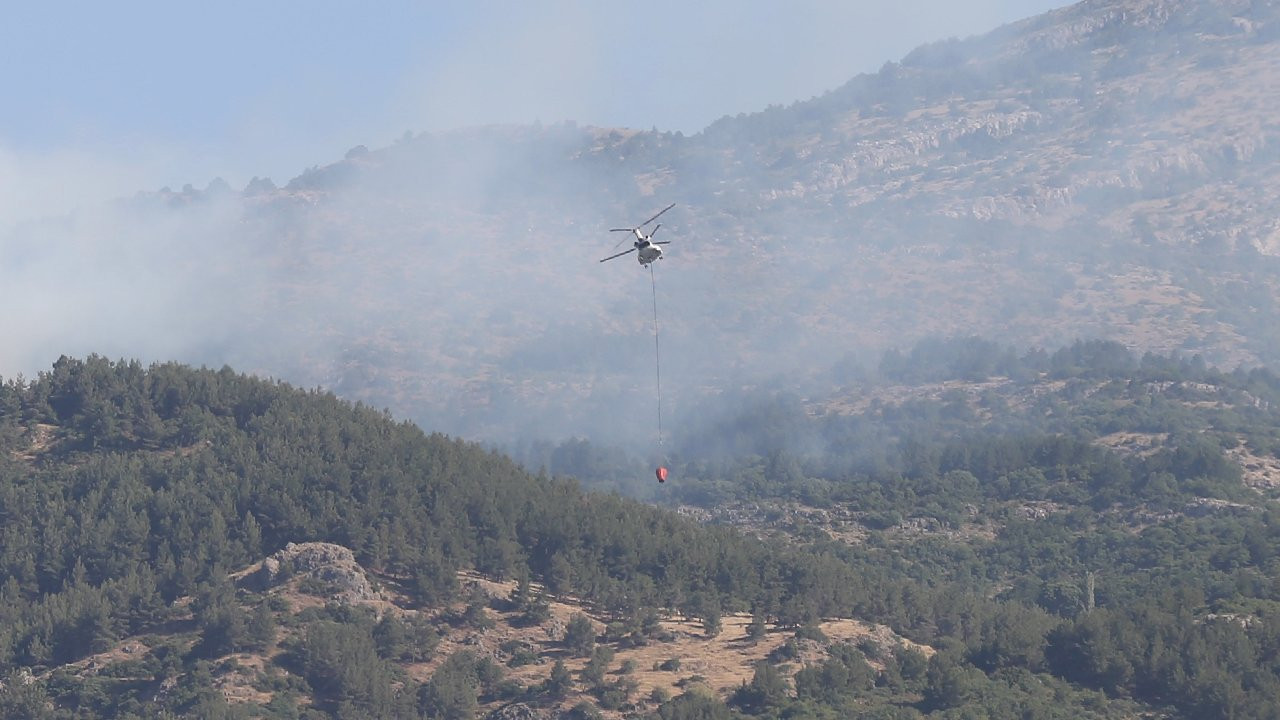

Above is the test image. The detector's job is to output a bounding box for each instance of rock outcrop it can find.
[245,542,376,604]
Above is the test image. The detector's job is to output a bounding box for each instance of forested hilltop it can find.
[0,355,1278,718]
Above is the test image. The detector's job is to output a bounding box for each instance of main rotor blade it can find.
[599,247,637,263]
[638,202,675,228]
[649,224,661,237]
[609,229,634,249]
[652,240,671,245]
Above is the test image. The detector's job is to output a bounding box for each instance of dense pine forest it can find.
[2,353,1280,718]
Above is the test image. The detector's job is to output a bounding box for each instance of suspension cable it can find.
[649,264,663,447]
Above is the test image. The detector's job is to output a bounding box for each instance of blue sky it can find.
[1,1,1067,221]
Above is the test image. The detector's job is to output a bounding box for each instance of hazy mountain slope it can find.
[666,0,1280,366]
[6,0,1280,446]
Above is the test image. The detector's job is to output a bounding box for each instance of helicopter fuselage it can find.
[636,240,663,265]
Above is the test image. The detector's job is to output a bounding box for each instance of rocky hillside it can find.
[51,542,931,719]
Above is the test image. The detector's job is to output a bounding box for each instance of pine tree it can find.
[247,602,277,651]
[564,613,596,656]
[545,659,572,697]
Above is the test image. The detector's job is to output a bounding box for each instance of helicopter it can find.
[599,203,675,266]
